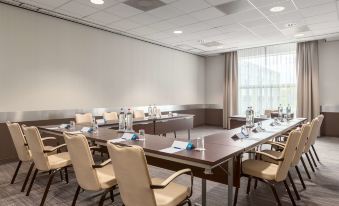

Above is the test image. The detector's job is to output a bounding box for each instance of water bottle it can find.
[246,107,254,128]
[126,108,133,131]
[286,104,291,120]
[92,118,98,133]
[152,104,157,118]
[278,104,283,120]
[148,105,153,118]
[118,108,125,131]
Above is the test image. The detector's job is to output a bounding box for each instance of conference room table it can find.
[38,117,306,206]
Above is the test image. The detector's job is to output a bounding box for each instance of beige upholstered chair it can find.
[6,121,56,192]
[260,123,311,199]
[235,130,301,206]
[107,143,193,206]
[75,113,93,124]
[63,132,117,206]
[102,112,118,121]
[310,114,324,163]
[22,125,72,206]
[134,110,145,119]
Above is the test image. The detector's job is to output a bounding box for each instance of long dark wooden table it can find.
[38,118,306,206]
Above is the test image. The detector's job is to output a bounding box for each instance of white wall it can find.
[318,40,339,106]
[0,4,205,112]
[204,54,224,106]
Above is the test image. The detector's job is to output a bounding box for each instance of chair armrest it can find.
[256,151,284,161]
[92,159,111,168]
[150,168,194,197]
[43,144,67,153]
[265,141,286,149]
[41,137,57,141]
[89,146,101,150]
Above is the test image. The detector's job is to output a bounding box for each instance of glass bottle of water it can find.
[126,108,133,131]
[278,104,283,120]
[92,117,98,133]
[246,107,254,128]
[286,104,291,120]
[118,108,125,131]
[152,104,157,119]
[148,105,153,118]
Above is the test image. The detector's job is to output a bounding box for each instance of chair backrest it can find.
[276,130,301,182]
[75,113,93,124]
[6,121,31,162]
[134,110,145,119]
[64,133,101,191]
[311,114,324,145]
[291,123,311,166]
[304,117,319,152]
[103,112,118,121]
[22,125,50,171]
[107,143,156,206]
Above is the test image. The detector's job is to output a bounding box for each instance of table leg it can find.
[188,129,191,141]
[228,158,234,206]
[202,178,206,206]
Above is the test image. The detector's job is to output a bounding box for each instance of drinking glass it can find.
[196,137,205,151]
[70,121,75,130]
[139,129,145,138]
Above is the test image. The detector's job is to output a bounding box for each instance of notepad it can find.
[121,133,134,140]
[67,131,82,134]
[159,141,188,154]
[110,138,126,143]
[47,127,59,130]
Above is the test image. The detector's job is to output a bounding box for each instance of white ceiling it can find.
[5,0,339,55]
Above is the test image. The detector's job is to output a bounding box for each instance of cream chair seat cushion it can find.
[48,152,72,170]
[26,146,57,160]
[95,164,117,189]
[242,159,278,181]
[152,178,190,206]
[259,150,281,165]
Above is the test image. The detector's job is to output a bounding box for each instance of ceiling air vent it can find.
[124,0,166,12]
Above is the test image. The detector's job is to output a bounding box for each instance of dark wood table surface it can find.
[38,117,306,206]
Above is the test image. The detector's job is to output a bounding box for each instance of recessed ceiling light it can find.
[90,0,104,5]
[270,6,285,12]
[294,33,305,38]
[285,23,297,28]
[173,30,183,34]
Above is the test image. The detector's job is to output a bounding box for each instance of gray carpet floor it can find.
[1,126,339,206]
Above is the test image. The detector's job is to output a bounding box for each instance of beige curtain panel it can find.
[223,51,238,129]
[296,40,320,121]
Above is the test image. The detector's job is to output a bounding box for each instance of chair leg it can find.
[26,168,38,196]
[254,179,258,189]
[305,153,315,172]
[174,131,177,138]
[59,169,64,181]
[246,177,252,194]
[109,190,114,202]
[233,187,239,206]
[283,180,296,206]
[187,199,192,206]
[72,185,81,206]
[300,156,311,179]
[295,166,306,190]
[40,169,58,206]
[98,189,110,206]
[21,162,35,192]
[311,145,320,162]
[309,151,317,168]
[64,167,69,184]
[11,161,22,184]
[267,182,282,206]
[288,172,301,200]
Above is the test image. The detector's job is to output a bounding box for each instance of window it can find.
[238,43,297,116]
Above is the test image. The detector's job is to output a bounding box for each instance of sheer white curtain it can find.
[238,43,297,116]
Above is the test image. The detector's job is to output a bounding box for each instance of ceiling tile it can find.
[108,19,140,30]
[55,1,97,18]
[171,0,210,13]
[241,18,272,28]
[217,24,247,33]
[249,0,289,8]
[85,11,121,25]
[258,1,297,17]
[269,11,304,24]
[105,3,143,18]
[229,9,263,23]
[305,12,339,25]
[75,0,120,9]
[178,22,214,33]
[147,21,176,31]
[189,7,225,21]
[159,0,177,4]
[128,13,160,25]
[293,0,334,9]
[308,21,339,31]
[166,15,200,26]
[204,15,236,27]
[129,26,157,36]
[144,31,173,40]
[148,4,184,19]
[205,0,236,6]
[299,2,337,18]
